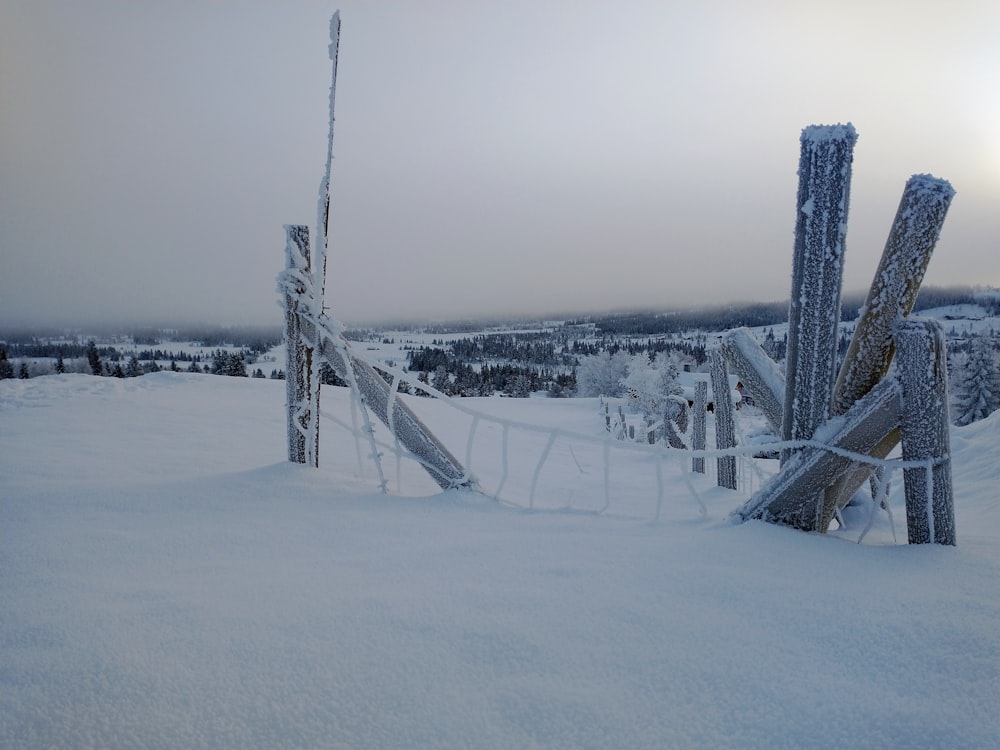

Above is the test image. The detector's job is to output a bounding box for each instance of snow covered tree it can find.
[620,353,683,420]
[761,328,785,363]
[431,365,450,394]
[952,333,1000,426]
[621,353,659,415]
[575,351,629,398]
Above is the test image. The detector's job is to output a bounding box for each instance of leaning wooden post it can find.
[894,317,955,545]
[734,377,900,530]
[710,350,737,490]
[820,174,955,518]
[692,380,707,474]
[781,124,857,465]
[833,175,955,414]
[282,224,318,466]
[721,327,785,434]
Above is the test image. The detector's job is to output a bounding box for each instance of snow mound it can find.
[2,374,998,749]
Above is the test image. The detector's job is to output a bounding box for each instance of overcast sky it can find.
[1,0,997,328]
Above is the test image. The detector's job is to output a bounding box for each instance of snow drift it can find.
[1,373,997,749]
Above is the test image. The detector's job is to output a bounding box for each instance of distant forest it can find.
[570,286,997,336]
[2,285,995,360]
[0,326,282,361]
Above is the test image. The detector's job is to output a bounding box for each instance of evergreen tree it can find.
[211,350,247,377]
[56,355,66,374]
[952,333,1000,426]
[126,356,142,378]
[19,362,30,379]
[511,373,531,398]
[0,346,14,379]
[86,340,103,376]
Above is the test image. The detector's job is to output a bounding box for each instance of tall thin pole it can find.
[315,10,341,310]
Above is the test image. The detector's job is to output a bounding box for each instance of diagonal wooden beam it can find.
[734,377,900,531]
[302,316,474,491]
[720,327,785,434]
[821,174,955,516]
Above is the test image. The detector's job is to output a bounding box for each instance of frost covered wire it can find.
[387,372,404,491]
[314,343,947,520]
[857,464,897,545]
[494,423,510,503]
[312,315,388,493]
[529,432,559,510]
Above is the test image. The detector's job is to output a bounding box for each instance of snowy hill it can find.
[2,373,998,749]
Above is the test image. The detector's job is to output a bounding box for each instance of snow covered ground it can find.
[2,372,998,749]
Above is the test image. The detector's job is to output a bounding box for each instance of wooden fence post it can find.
[781,124,857,464]
[301,318,473,490]
[894,317,955,545]
[692,380,707,474]
[283,224,318,467]
[821,174,955,516]
[720,327,785,434]
[734,377,900,529]
[710,350,737,490]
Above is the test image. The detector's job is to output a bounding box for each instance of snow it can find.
[800,123,857,144]
[2,373,998,749]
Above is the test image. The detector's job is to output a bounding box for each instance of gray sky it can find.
[1,0,997,328]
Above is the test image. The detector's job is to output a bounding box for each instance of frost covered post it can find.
[721,328,785,434]
[692,380,707,474]
[833,175,954,414]
[781,124,857,464]
[314,11,340,319]
[821,175,955,515]
[710,350,737,490]
[283,224,319,467]
[734,377,900,529]
[293,315,473,490]
[894,317,955,545]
